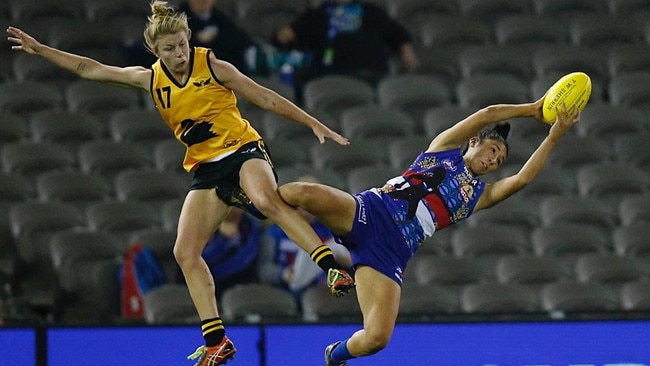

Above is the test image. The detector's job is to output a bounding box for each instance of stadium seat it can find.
[576,163,648,202]
[234,0,305,20]
[221,283,300,322]
[47,19,122,54]
[78,141,152,179]
[399,283,460,318]
[495,255,573,285]
[36,171,112,210]
[8,0,81,21]
[153,139,186,174]
[83,0,149,21]
[531,223,612,258]
[613,224,650,258]
[86,201,162,241]
[0,173,34,203]
[301,285,361,323]
[465,195,541,231]
[618,195,650,227]
[412,255,493,286]
[532,0,609,17]
[109,110,170,146]
[0,114,30,144]
[576,104,646,139]
[457,0,532,19]
[539,196,619,229]
[609,72,650,112]
[540,281,621,313]
[494,14,569,47]
[460,283,540,314]
[421,105,474,139]
[386,0,458,31]
[274,166,347,190]
[574,253,648,285]
[387,136,430,171]
[129,229,178,281]
[49,229,122,294]
[418,15,492,51]
[114,169,188,206]
[500,165,577,202]
[12,51,77,85]
[569,14,643,48]
[303,75,375,118]
[377,74,452,124]
[9,201,86,311]
[0,81,64,116]
[65,80,142,116]
[456,74,530,109]
[545,135,613,168]
[143,284,198,325]
[614,135,650,170]
[457,45,534,82]
[1,142,77,177]
[450,225,530,258]
[339,106,416,140]
[621,280,650,311]
[346,165,399,193]
[264,140,312,169]
[161,199,182,233]
[30,111,105,151]
[609,0,650,14]
[262,111,315,142]
[532,45,607,85]
[310,139,387,175]
[607,43,650,77]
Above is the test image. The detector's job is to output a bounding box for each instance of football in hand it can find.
[542,72,591,123]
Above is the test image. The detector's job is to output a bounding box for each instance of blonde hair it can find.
[143,0,190,52]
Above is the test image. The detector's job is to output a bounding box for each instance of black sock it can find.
[201,317,225,347]
[310,245,341,273]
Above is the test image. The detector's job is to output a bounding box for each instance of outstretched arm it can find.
[428,96,546,152]
[209,53,349,146]
[7,26,151,91]
[474,103,580,212]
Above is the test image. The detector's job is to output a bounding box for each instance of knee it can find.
[277,182,315,207]
[173,239,203,269]
[361,330,391,355]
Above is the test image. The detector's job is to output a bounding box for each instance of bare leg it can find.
[346,265,401,356]
[174,189,230,319]
[277,180,357,237]
[240,159,355,251]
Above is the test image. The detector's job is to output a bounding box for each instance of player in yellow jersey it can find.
[8,1,354,365]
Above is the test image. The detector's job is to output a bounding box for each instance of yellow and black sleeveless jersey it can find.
[150,47,262,172]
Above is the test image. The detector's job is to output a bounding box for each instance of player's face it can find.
[465,138,507,175]
[155,32,191,74]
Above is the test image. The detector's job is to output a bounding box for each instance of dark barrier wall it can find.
[2,320,650,365]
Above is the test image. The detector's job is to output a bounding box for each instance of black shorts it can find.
[191,140,276,219]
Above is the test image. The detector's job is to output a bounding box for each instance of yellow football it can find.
[542,72,592,124]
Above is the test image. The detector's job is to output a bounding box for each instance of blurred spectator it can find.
[257,176,351,299]
[123,0,266,75]
[188,208,261,299]
[272,0,419,102]
[179,0,265,75]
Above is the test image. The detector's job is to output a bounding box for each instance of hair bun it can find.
[494,122,511,141]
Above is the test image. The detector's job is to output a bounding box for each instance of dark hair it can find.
[461,122,511,155]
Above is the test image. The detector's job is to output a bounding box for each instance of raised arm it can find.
[474,103,580,212]
[209,53,349,146]
[7,26,151,91]
[428,97,546,152]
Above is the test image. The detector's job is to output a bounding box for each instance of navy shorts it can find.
[337,190,412,286]
[191,140,276,219]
